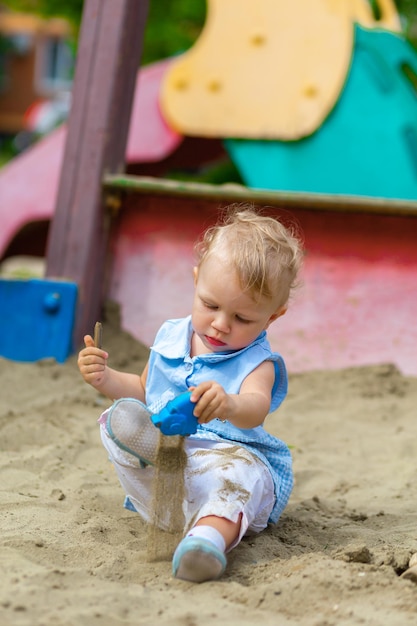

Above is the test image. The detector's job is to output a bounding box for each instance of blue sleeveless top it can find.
[146,316,293,523]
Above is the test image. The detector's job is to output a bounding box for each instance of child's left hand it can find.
[189,381,231,424]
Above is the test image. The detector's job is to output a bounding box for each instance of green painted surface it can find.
[226,26,417,201]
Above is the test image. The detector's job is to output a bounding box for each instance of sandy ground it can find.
[1,302,416,626]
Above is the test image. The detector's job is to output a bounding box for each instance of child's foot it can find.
[105,398,159,466]
[172,536,227,583]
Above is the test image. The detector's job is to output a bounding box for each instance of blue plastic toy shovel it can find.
[151,391,198,436]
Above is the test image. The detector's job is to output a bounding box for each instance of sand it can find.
[1,302,416,626]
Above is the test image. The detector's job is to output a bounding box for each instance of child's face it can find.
[191,254,286,353]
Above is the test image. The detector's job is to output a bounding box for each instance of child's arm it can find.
[190,360,275,429]
[77,334,148,402]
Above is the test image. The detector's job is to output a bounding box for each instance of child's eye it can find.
[236,315,251,324]
[202,300,217,310]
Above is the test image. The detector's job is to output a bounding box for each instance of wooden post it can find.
[45,0,149,348]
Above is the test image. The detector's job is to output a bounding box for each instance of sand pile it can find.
[0,303,416,625]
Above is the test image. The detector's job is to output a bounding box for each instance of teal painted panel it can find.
[0,279,78,363]
[225,26,417,200]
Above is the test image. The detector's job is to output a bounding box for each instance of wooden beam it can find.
[46,0,149,348]
[103,174,417,218]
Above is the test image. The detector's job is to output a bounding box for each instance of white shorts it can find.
[100,426,275,551]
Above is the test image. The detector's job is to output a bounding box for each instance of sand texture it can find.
[1,305,416,626]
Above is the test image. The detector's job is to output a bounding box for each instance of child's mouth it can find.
[205,335,227,347]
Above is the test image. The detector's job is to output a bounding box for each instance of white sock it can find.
[186,525,226,553]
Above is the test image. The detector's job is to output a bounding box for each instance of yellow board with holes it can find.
[160,0,400,140]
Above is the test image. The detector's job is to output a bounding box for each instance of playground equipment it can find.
[0,278,77,363]
[226,25,417,199]
[160,0,401,140]
[160,0,417,200]
[100,175,417,377]
[0,0,416,376]
[0,58,181,262]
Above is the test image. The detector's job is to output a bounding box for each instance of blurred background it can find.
[1,0,417,372]
[1,0,416,168]
[0,0,208,165]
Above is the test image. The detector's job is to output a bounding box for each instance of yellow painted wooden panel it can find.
[160,0,401,140]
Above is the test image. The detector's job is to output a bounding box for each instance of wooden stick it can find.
[94,321,102,348]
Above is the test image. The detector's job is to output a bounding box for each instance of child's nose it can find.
[211,312,230,333]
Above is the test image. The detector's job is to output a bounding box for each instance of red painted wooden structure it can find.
[102,176,417,377]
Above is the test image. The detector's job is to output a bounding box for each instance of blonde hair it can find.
[195,204,304,307]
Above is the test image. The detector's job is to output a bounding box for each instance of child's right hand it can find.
[77,335,109,388]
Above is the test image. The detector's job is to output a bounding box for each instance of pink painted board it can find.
[126,58,182,162]
[108,203,417,377]
[0,59,182,258]
[0,125,67,256]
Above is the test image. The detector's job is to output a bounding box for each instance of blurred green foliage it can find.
[0,136,15,167]
[1,0,84,30]
[0,0,417,59]
[1,0,417,60]
[1,0,207,64]
[141,0,206,65]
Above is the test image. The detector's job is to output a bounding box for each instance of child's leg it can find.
[98,406,278,582]
[100,421,157,524]
[195,514,242,549]
[173,440,276,583]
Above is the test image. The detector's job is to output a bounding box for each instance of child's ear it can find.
[193,266,199,285]
[265,305,287,328]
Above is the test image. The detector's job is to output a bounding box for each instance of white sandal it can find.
[105,398,159,466]
[172,536,227,583]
